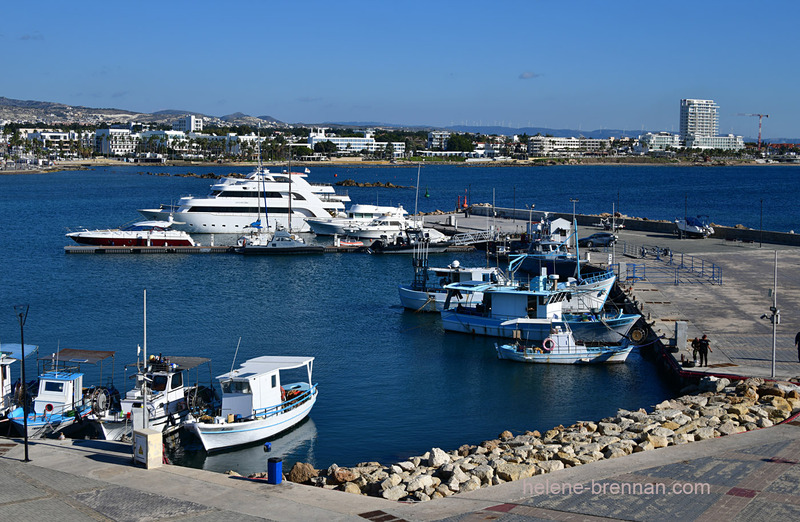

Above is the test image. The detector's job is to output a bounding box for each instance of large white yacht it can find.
[306,203,407,236]
[138,167,350,233]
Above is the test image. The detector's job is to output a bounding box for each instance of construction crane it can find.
[737,113,770,150]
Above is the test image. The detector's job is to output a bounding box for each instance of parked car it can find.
[578,232,618,248]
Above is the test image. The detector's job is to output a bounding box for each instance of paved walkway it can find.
[3,421,800,521]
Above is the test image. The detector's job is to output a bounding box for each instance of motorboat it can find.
[398,259,509,312]
[8,348,117,438]
[495,327,633,364]
[675,216,714,238]
[440,259,640,344]
[236,228,324,255]
[306,204,407,236]
[138,166,350,233]
[66,220,196,247]
[367,227,451,254]
[341,213,410,239]
[90,354,218,441]
[183,356,317,453]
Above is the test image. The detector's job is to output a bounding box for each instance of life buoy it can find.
[45,403,54,412]
[280,386,286,402]
[543,338,555,351]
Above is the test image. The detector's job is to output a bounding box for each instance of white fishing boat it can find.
[1,343,37,418]
[138,167,349,233]
[341,213,410,239]
[440,255,641,344]
[398,260,508,312]
[184,356,317,452]
[495,327,633,364]
[90,354,217,441]
[307,204,407,236]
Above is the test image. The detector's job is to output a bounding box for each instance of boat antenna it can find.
[230,337,242,375]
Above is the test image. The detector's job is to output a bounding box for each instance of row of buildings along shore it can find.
[0,99,762,166]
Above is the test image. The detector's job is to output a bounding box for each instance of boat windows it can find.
[271,375,277,388]
[44,381,64,393]
[188,206,292,214]
[151,375,168,392]
[171,371,183,389]
[221,379,251,394]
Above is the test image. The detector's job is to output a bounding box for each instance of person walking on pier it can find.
[795,331,800,363]
[697,334,712,367]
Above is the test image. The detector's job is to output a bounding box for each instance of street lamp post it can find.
[14,304,31,462]
[570,198,579,247]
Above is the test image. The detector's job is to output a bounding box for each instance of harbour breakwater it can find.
[269,377,800,502]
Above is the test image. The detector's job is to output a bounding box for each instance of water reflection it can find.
[173,417,318,476]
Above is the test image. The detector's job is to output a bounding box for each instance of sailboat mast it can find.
[143,288,148,430]
[288,143,293,232]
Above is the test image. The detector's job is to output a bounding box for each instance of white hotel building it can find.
[527,136,611,156]
[679,98,743,150]
[307,128,405,157]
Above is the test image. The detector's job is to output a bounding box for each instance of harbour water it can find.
[1,163,797,476]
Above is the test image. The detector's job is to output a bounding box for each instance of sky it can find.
[2,0,798,138]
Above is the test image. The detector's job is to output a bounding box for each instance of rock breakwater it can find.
[271,376,800,502]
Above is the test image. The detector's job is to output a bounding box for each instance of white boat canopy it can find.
[217,356,314,381]
[0,343,39,360]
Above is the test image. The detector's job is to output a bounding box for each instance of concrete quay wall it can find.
[466,205,800,247]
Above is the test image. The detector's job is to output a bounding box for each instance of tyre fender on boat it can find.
[543,338,555,351]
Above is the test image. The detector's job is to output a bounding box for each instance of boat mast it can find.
[414,162,421,228]
[143,288,148,429]
[288,142,293,233]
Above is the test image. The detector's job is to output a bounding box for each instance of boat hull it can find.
[185,392,317,452]
[8,406,92,438]
[496,344,632,364]
[398,285,480,312]
[237,245,324,255]
[67,235,194,247]
[139,209,313,234]
[441,311,639,343]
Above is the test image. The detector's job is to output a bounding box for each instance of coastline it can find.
[0,155,783,176]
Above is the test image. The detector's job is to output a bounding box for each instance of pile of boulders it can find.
[271,376,800,502]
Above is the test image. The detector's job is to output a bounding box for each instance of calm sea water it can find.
[1,163,796,475]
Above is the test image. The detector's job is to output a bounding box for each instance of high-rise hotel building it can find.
[679,98,743,150]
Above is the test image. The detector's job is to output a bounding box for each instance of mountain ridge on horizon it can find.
[0,96,791,143]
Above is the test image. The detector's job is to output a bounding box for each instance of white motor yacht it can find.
[138,167,350,234]
[306,204,407,236]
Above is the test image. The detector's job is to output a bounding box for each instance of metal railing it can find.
[616,241,722,285]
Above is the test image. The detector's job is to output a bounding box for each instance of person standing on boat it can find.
[697,334,711,367]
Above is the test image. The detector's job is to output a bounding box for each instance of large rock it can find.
[341,482,362,495]
[428,447,450,468]
[645,433,669,448]
[406,474,434,492]
[287,462,318,483]
[494,462,537,481]
[331,467,357,484]
[761,395,792,412]
[694,427,717,440]
[382,485,407,501]
[472,464,494,483]
[537,460,565,473]
[598,422,622,436]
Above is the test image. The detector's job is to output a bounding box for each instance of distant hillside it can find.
[0,96,284,127]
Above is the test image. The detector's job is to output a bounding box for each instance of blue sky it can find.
[2,1,798,138]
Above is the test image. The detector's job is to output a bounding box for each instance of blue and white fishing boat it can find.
[398,259,508,312]
[495,327,633,364]
[440,256,640,344]
[183,355,317,452]
[8,348,116,438]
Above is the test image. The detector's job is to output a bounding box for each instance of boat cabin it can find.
[216,356,314,420]
[33,370,83,416]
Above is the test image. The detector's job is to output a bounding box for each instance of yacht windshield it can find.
[221,379,251,394]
